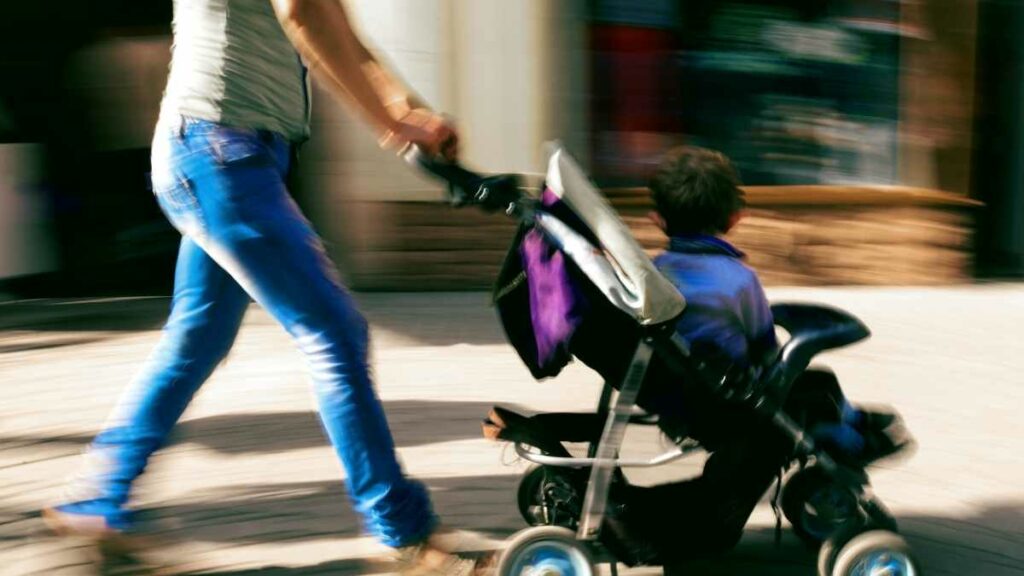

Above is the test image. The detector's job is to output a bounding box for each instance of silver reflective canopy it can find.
[539,143,686,325]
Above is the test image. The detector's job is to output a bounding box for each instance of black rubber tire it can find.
[782,465,861,546]
[496,526,597,576]
[817,522,868,576]
[831,530,918,576]
[516,466,547,526]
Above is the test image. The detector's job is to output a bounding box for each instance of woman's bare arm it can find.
[271,0,454,154]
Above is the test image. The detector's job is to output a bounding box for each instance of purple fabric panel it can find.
[520,188,587,370]
[541,187,560,206]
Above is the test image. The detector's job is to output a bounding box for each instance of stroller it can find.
[409,144,917,576]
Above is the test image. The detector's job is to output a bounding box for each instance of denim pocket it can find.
[206,127,272,167]
[153,172,205,237]
[153,172,197,213]
[150,141,204,236]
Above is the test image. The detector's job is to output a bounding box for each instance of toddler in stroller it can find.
[410,143,915,576]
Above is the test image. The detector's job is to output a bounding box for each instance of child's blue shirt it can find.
[653,234,777,366]
[654,235,875,460]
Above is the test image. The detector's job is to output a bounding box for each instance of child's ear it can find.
[648,211,667,232]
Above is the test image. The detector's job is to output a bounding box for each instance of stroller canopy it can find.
[542,143,686,326]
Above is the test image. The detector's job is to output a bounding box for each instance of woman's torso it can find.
[160,0,310,141]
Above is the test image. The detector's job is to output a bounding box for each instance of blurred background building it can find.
[0,0,1021,296]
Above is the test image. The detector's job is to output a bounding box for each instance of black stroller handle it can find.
[402,145,483,207]
[403,145,528,215]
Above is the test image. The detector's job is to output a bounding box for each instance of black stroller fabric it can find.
[492,190,604,380]
[489,186,865,566]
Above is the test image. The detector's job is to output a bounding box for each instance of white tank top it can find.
[160,0,310,141]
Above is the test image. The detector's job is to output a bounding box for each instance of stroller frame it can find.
[512,325,893,545]
[408,143,913,575]
[507,164,889,547]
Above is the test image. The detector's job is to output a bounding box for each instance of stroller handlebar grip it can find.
[403,145,528,215]
[402,145,483,207]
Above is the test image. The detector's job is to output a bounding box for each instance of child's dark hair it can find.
[648,146,745,235]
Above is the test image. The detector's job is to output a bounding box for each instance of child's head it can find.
[648,146,745,236]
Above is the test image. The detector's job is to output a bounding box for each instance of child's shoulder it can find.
[654,248,757,273]
[726,257,767,293]
[656,249,765,293]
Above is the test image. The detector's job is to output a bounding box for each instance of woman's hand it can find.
[380,108,459,161]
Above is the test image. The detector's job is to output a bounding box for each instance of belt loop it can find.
[177,116,186,139]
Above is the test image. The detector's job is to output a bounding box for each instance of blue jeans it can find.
[59,117,435,547]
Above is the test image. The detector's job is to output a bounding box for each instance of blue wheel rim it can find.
[507,541,592,576]
[850,550,916,576]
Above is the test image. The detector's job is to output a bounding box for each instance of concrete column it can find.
[304,0,455,205]
[301,0,590,284]
[304,0,589,204]
[300,0,457,275]
[452,0,589,175]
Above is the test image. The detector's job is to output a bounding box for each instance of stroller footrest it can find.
[514,442,696,469]
[482,406,668,450]
[482,406,573,457]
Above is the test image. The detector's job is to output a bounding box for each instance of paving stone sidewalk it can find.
[2,287,1023,575]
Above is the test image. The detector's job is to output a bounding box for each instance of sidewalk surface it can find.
[2,286,1023,575]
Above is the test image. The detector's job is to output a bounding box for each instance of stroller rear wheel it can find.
[496,526,596,576]
[517,466,584,529]
[782,465,861,546]
[517,466,547,526]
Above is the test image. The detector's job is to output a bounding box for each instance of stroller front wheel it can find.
[818,526,919,576]
[497,526,596,576]
[829,529,918,576]
[782,465,861,546]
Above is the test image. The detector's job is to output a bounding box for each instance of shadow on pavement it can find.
[665,501,1024,576]
[162,499,1024,576]
[6,489,1022,575]
[0,298,170,333]
[136,476,1024,576]
[183,558,383,576]
[0,400,500,454]
[0,293,511,347]
[139,475,524,546]
[171,400,496,453]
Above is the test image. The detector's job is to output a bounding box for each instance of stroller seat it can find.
[770,303,871,386]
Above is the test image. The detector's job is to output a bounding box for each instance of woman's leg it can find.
[171,120,435,548]
[55,237,250,529]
